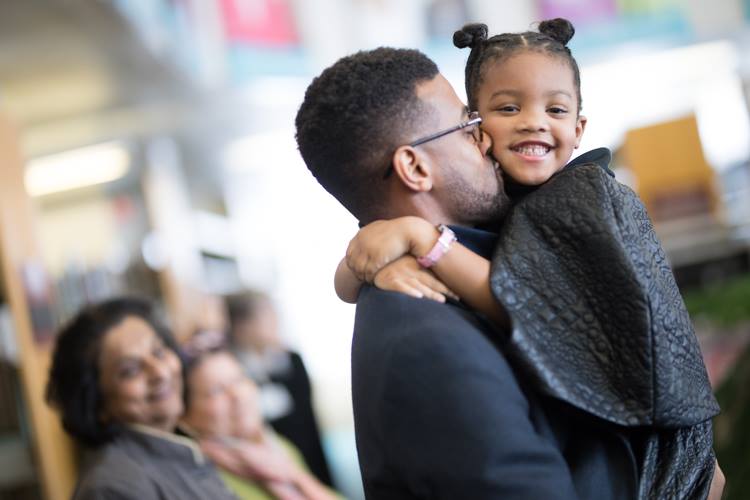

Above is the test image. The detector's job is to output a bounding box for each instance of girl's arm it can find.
[335,255,458,304]
[334,218,416,303]
[346,217,510,330]
[410,225,510,330]
[334,258,363,304]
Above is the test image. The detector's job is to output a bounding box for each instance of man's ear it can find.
[391,145,433,192]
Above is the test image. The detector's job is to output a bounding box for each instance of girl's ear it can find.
[574,115,588,149]
[391,145,434,192]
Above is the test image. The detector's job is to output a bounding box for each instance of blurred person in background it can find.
[180,335,341,500]
[45,297,236,500]
[226,291,333,488]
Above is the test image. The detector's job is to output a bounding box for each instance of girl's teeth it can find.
[514,145,550,156]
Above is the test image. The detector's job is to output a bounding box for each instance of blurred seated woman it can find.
[180,336,341,500]
[46,297,236,499]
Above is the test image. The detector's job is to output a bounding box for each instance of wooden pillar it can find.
[0,111,76,500]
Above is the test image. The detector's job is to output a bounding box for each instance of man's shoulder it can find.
[352,286,515,389]
[354,286,502,352]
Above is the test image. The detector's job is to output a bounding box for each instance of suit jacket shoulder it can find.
[351,286,579,499]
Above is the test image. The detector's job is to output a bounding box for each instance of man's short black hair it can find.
[295,47,439,221]
[46,297,179,447]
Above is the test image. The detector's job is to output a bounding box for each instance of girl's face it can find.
[476,51,586,186]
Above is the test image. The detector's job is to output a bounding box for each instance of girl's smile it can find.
[510,140,555,161]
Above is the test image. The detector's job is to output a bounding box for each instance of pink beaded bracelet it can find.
[416,224,456,268]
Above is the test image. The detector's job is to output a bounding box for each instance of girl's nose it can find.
[517,109,548,132]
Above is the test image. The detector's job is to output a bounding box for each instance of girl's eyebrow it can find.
[488,89,573,99]
[547,90,573,99]
[489,89,521,99]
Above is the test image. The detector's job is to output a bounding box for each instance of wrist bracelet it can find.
[416,224,456,268]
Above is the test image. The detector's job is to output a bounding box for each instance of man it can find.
[294,48,720,499]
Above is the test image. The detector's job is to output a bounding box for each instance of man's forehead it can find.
[416,74,468,122]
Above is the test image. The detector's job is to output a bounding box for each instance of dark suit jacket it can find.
[351,227,639,499]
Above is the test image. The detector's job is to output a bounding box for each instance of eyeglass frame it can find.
[383,111,483,179]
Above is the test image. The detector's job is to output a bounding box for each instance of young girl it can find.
[336,19,720,499]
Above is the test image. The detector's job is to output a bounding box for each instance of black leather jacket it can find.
[490,148,720,499]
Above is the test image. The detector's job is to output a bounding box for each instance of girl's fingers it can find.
[390,278,424,298]
[406,268,459,301]
[413,272,453,296]
[411,279,447,303]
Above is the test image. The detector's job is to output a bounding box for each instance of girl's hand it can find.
[374,255,458,303]
[346,217,435,283]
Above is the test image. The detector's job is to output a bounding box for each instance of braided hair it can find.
[453,18,582,113]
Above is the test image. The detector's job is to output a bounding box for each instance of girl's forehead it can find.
[481,53,576,89]
[489,50,569,71]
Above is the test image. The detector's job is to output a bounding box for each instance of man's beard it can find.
[442,167,510,228]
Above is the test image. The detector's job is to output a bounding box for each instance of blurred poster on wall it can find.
[617,0,680,14]
[681,0,746,37]
[539,0,618,25]
[218,0,298,46]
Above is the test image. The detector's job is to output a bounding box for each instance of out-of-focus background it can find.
[0,1,749,499]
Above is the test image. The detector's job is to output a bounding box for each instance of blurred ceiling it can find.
[0,0,201,157]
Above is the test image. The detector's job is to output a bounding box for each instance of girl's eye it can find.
[548,107,568,115]
[496,105,518,113]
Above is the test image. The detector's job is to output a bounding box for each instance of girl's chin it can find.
[508,173,548,187]
[506,162,559,184]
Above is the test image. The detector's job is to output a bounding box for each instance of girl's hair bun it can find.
[538,18,575,46]
[453,23,488,49]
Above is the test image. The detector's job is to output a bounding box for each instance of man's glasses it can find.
[383,111,483,179]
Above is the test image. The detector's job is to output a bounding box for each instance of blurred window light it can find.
[194,210,235,257]
[141,231,170,271]
[223,130,300,173]
[695,75,750,171]
[25,142,130,197]
[578,39,744,157]
[241,77,308,108]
